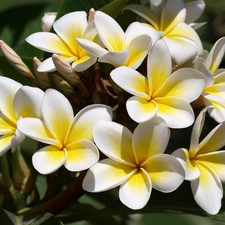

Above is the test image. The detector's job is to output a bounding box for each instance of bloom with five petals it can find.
[17,89,113,174]
[26,11,97,72]
[0,77,44,155]
[110,40,205,128]
[124,0,203,64]
[172,107,225,215]
[83,117,185,209]
[76,11,160,69]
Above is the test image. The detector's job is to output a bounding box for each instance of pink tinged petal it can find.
[11,129,26,152]
[17,118,61,148]
[0,77,22,123]
[155,97,194,128]
[94,11,124,52]
[42,89,74,144]
[98,49,129,68]
[205,37,225,75]
[82,158,135,192]
[26,32,72,56]
[110,66,149,99]
[0,134,13,156]
[53,11,87,56]
[185,1,206,24]
[123,4,159,30]
[126,97,158,123]
[191,163,223,215]
[119,169,151,210]
[32,145,67,175]
[163,36,198,65]
[147,39,172,93]
[172,148,201,180]
[65,104,112,144]
[144,154,185,192]
[13,86,44,119]
[160,0,186,33]
[71,54,97,72]
[76,38,108,57]
[196,151,225,182]
[154,68,205,103]
[198,122,225,154]
[65,140,99,171]
[126,34,152,69]
[133,117,170,164]
[37,57,56,72]
[93,121,136,165]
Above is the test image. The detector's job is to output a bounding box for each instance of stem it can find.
[0,154,11,188]
[23,166,38,196]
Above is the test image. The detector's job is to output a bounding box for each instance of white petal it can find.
[13,86,44,119]
[0,134,13,156]
[37,57,56,72]
[11,129,26,152]
[65,140,99,171]
[144,154,185,192]
[82,158,134,192]
[119,169,151,210]
[65,104,112,144]
[32,145,67,175]
[133,117,170,164]
[93,121,136,165]
[126,96,158,123]
[191,162,223,215]
[42,89,74,144]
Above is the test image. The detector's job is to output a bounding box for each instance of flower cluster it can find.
[1,0,225,217]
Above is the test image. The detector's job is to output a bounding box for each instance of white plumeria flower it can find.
[194,37,225,122]
[124,0,203,65]
[110,40,205,128]
[83,117,185,210]
[172,107,225,215]
[0,77,44,156]
[41,12,57,32]
[17,89,113,175]
[76,11,160,69]
[185,0,206,30]
[26,11,97,72]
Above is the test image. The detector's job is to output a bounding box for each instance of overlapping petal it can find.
[0,134,14,156]
[119,169,151,210]
[144,154,185,192]
[32,146,67,174]
[82,158,135,192]
[65,140,99,171]
[0,114,15,135]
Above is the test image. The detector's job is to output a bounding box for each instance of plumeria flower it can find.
[194,37,225,122]
[124,0,203,65]
[26,11,97,72]
[172,107,225,215]
[76,11,160,69]
[110,40,205,128]
[41,12,57,32]
[0,76,44,156]
[83,117,185,210]
[17,89,113,174]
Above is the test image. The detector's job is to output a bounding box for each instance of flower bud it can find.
[53,74,74,95]
[41,12,57,32]
[88,8,96,23]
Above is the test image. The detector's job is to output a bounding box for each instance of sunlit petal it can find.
[0,77,22,123]
[42,89,73,144]
[13,86,44,119]
[0,114,16,135]
[110,66,149,99]
[94,11,124,52]
[17,118,61,148]
[119,169,151,210]
[11,129,26,152]
[156,97,194,128]
[172,148,201,180]
[0,134,13,156]
[191,162,223,215]
[83,158,134,192]
[65,104,112,144]
[133,117,170,164]
[65,140,99,171]
[32,145,67,175]
[185,1,205,24]
[93,121,136,165]
[214,71,225,85]
[37,57,56,72]
[126,96,158,123]
[144,154,185,192]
